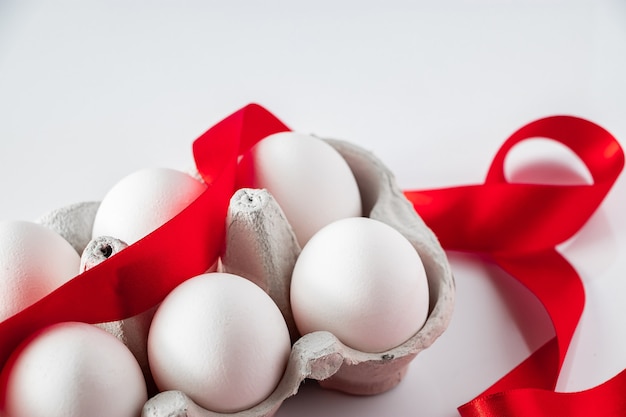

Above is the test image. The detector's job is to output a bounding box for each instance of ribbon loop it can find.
[486,115,623,186]
[407,116,624,255]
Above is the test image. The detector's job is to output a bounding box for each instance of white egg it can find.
[0,220,80,321]
[238,132,362,247]
[92,167,206,244]
[0,322,148,417]
[290,217,430,353]
[147,272,291,413]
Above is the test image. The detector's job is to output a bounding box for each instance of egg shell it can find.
[290,216,430,353]
[0,321,147,417]
[92,167,206,244]
[237,132,362,247]
[0,220,81,321]
[147,272,292,413]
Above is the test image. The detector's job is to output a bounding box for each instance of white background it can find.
[1,1,625,416]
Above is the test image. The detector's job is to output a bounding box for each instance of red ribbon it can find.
[405,115,626,416]
[0,104,624,416]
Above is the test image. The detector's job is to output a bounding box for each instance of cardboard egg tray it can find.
[37,138,455,417]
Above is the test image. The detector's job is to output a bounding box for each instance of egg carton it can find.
[38,138,455,417]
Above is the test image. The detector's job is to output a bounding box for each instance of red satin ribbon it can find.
[0,104,624,416]
[405,115,626,416]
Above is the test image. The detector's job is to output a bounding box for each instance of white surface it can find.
[0,1,625,416]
